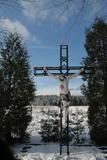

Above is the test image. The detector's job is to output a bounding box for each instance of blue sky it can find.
[0,0,106,96]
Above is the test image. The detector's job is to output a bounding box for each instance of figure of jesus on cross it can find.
[43,66,84,124]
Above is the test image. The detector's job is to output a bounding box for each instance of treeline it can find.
[33,95,88,106]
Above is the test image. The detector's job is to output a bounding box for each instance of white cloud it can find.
[0,18,40,45]
[20,0,69,24]
[20,0,106,24]
[20,0,49,23]
[0,18,30,40]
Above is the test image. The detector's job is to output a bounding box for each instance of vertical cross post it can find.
[60,45,69,155]
[60,95,63,155]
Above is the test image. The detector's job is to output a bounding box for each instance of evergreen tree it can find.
[39,109,60,142]
[69,108,86,144]
[81,18,107,145]
[0,33,35,142]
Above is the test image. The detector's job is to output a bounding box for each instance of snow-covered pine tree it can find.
[69,108,86,144]
[39,109,60,142]
[0,33,35,143]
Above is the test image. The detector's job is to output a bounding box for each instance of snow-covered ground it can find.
[13,106,107,160]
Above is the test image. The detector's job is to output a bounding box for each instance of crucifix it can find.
[34,45,93,155]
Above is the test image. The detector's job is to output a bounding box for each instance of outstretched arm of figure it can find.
[43,66,59,80]
[67,68,85,79]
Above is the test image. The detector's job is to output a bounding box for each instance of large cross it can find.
[34,45,93,155]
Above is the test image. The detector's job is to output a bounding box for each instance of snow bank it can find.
[16,145,106,160]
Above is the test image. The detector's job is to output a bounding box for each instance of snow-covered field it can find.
[13,106,107,160]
